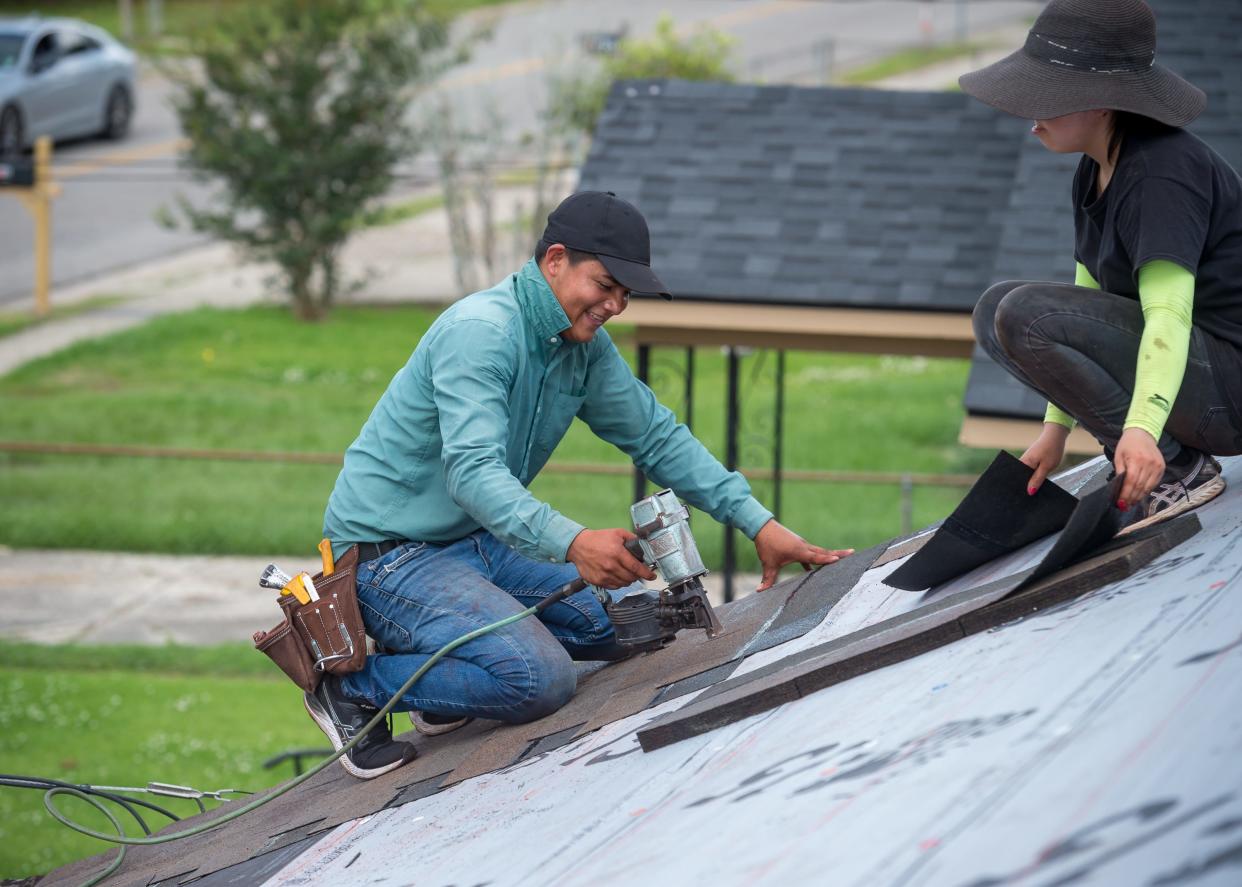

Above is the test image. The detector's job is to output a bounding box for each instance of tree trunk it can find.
[289,265,323,322]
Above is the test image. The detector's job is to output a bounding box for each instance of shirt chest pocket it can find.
[527,388,586,475]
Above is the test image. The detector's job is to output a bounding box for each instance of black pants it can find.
[973,280,1242,459]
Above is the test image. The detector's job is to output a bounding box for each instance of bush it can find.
[551,14,736,136]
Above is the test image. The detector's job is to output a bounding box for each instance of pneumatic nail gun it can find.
[597,489,724,653]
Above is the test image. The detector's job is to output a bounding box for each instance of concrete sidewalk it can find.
[0,546,762,645]
[0,44,1012,648]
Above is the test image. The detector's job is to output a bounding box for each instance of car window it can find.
[0,34,25,70]
[33,32,57,55]
[60,28,101,57]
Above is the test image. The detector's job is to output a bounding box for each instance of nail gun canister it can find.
[606,592,673,652]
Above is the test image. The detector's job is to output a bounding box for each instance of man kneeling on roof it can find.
[307,191,853,779]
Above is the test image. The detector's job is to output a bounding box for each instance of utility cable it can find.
[39,587,573,887]
[0,775,179,836]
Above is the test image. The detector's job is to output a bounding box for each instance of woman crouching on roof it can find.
[962,0,1242,532]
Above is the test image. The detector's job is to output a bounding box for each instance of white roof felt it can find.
[256,456,1242,887]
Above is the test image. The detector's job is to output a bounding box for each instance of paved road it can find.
[0,0,1039,305]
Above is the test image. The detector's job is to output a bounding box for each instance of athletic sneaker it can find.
[304,675,417,779]
[410,710,473,736]
[1120,452,1225,535]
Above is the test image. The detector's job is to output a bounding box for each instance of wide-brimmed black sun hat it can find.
[959,0,1205,126]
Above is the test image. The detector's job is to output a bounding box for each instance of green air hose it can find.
[43,597,559,887]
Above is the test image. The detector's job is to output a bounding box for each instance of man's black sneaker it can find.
[304,675,416,779]
[1120,452,1225,535]
[410,710,473,736]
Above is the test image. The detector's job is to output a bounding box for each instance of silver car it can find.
[0,16,136,155]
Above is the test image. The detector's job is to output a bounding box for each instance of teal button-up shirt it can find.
[323,259,772,561]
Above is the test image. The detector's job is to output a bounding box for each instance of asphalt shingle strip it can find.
[883,451,1079,591]
[743,541,887,655]
[168,834,323,887]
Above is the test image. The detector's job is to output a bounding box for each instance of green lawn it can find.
[13,0,517,54]
[0,304,993,571]
[0,640,326,880]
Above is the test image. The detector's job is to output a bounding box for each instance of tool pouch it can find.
[253,545,368,691]
[253,618,319,693]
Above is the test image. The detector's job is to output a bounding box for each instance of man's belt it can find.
[355,539,405,563]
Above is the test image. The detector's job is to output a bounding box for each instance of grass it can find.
[0,639,326,879]
[0,295,127,340]
[839,41,987,85]
[0,304,993,572]
[13,0,520,55]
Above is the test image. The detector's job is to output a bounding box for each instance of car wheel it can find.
[102,85,132,140]
[0,106,23,157]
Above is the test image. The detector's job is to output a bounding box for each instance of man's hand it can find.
[753,520,854,592]
[1020,423,1070,494]
[1114,427,1165,510]
[567,528,657,589]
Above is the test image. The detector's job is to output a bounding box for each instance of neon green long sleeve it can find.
[1124,259,1194,440]
[1041,262,1101,429]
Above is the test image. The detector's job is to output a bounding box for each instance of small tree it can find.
[552,15,737,137]
[166,0,455,320]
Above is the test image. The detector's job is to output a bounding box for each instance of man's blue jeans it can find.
[339,530,630,723]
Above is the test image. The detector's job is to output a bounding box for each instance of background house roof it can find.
[581,80,1027,311]
[578,0,1242,424]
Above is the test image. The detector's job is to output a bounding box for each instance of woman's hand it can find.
[1113,427,1165,510]
[1020,423,1071,494]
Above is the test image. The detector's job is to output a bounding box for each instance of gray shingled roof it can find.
[578,0,1241,422]
[580,81,1027,311]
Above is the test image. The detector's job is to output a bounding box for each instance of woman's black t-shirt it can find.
[1073,126,1242,424]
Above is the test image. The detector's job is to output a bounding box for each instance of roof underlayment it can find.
[44,456,1242,886]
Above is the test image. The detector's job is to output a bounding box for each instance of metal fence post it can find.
[900,473,914,536]
[633,343,651,503]
[774,350,785,521]
[724,347,740,602]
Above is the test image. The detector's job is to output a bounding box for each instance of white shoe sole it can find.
[304,693,411,780]
[1118,473,1226,536]
[410,711,472,736]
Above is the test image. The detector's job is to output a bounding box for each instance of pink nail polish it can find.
[1027,487,1036,496]
[1117,499,1128,510]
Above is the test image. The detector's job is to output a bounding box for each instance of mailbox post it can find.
[1,136,59,315]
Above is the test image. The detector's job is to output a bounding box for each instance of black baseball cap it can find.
[541,191,672,299]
